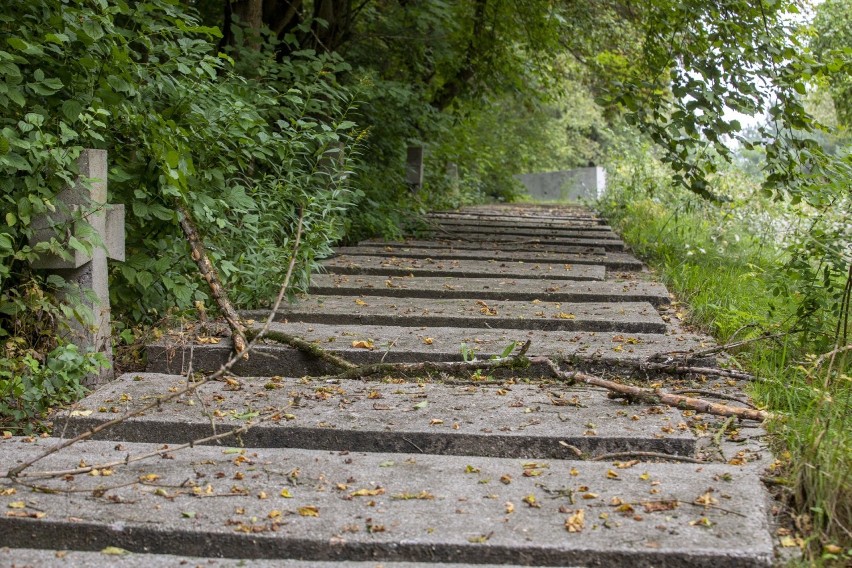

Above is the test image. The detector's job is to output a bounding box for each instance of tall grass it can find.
[599,167,851,564]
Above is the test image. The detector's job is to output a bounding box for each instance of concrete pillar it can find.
[29,149,125,386]
[405,146,424,190]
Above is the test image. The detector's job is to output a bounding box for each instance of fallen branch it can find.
[328,340,532,382]
[177,203,247,357]
[637,361,756,381]
[590,451,706,464]
[3,210,306,479]
[245,328,355,371]
[531,357,769,422]
[671,388,757,409]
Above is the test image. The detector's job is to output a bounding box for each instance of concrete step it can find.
[53,373,697,458]
[309,274,671,306]
[0,548,556,568]
[322,255,607,281]
[146,323,705,377]
[0,439,773,567]
[241,296,666,334]
[334,247,644,271]
[357,240,607,256]
[361,237,626,252]
[432,226,621,240]
[426,217,614,232]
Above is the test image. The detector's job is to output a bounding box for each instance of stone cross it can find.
[405,146,424,190]
[30,149,124,386]
[446,162,459,195]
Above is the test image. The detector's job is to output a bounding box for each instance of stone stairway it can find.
[0,204,776,567]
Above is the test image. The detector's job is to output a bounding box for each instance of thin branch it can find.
[590,451,706,464]
[3,209,306,479]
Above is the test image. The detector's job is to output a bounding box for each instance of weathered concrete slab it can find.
[0,439,773,567]
[322,255,607,281]
[448,204,601,219]
[361,237,626,252]
[243,296,666,334]
[428,217,613,232]
[54,373,697,458]
[358,239,608,255]
[433,225,620,240]
[334,247,643,271]
[310,274,670,305]
[0,548,555,568]
[146,324,707,377]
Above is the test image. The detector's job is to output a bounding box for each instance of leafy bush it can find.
[0,0,356,423]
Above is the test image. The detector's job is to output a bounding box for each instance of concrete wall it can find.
[515,167,606,202]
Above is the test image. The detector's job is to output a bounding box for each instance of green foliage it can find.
[812,0,852,127]
[0,0,356,423]
[601,148,851,558]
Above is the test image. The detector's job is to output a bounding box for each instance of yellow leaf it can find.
[298,505,319,517]
[505,502,515,514]
[0,488,16,496]
[7,501,25,509]
[564,509,585,532]
[582,492,599,499]
[606,469,619,479]
[350,487,385,497]
[351,339,374,349]
[429,418,444,425]
[639,472,650,481]
[522,494,540,508]
[268,510,282,519]
[554,312,576,320]
[694,492,718,507]
[101,547,129,556]
[279,488,292,498]
[138,473,160,482]
[569,467,579,476]
[422,337,434,345]
[354,299,368,306]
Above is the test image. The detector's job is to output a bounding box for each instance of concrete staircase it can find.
[0,204,776,567]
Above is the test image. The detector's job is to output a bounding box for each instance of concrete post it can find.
[29,149,125,386]
[405,146,424,190]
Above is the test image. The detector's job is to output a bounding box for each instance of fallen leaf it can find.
[554,312,576,320]
[354,299,368,306]
[694,492,718,507]
[298,506,320,517]
[429,418,444,425]
[413,400,428,410]
[101,547,129,556]
[7,501,25,509]
[268,510,282,519]
[689,517,714,527]
[69,410,93,417]
[564,509,585,532]
[392,491,434,500]
[465,465,481,474]
[643,500,678,513]
[351,488,385,497]
[422,337,434,345]
[182,511,196,519]
[569,467,579,476]
[505,502,515,514]
[0,488,15,496]
[606,469,619,479]
[582,492,599,500]
[351,339,374,349]
[615,460,639,469]
[522,494,540,508]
